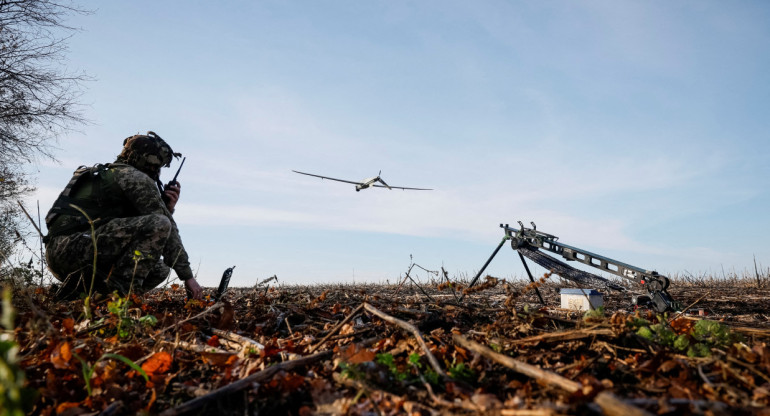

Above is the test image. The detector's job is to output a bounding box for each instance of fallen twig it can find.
[417,373,481,413]
[668,291,711,323]
[158,302,223,335]
[160,339,230,355]
[453,334,653,416]
[441,267,460,304]
[326,327,375,342]
[159,350,333,416]
[309,303,365,353]
[453,334,580,392]
[333,372,440,416]
[363,303,446,378]
[211,328,265,353]
[509,327,613,345]
[594,392,655,416]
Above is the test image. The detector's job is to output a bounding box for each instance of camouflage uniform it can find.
[44,132,194,297]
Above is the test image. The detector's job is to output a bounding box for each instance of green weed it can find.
[73,353,148,396]
[339,362,365,380]
[583,306,606,321]
[636,318,742,358]
[376,353,409,381]
[448,360,475,381]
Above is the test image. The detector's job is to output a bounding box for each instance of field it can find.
[8,273,770,415]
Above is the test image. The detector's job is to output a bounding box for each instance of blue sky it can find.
[25,1,770,287]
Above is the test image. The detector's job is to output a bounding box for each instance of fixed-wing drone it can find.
[292,170,432,192]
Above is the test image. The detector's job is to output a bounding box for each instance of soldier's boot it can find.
[53,269,112,301]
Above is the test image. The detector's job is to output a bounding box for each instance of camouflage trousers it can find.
[46,214,175,296]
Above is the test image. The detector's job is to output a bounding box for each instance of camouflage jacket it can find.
[46,162,195,281]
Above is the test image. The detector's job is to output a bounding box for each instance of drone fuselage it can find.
[355,176,379,191]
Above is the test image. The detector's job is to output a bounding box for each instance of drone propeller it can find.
[377,177,392,189]
[374,170,392,189]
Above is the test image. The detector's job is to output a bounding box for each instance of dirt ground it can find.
[10,275,770,415]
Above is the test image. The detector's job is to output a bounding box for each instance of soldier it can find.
[44,131,203,300]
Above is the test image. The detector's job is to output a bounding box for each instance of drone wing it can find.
[292,170,363,185]
[371,184,433,191]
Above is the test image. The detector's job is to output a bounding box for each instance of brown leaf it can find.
[207,335,220,347]
[50,341,72,369]
[141,351,173,376]
[471,393,502,410]
[263,344,282,358]
[278,372,306,392]
[56,402,84,416]
[215,301,235,329]
[341,344,375,364]
[736,343,759,363]
[454,345,469,362]
[130,294,143,306]
[201,351,238,367]
[753,387,770,402]
[61,318,75,334]
[670,317,694,335]
[658,359,681,374]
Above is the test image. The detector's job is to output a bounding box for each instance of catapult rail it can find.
[501,224,666,290]
[462,222,680,313]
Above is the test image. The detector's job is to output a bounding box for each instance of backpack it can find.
[44,164,129,242]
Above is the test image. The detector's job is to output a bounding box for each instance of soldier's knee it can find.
[140,214,171,237]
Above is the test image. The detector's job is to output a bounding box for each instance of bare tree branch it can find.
[0,0,90,270]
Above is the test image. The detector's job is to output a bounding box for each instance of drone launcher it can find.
[464,222,680,313]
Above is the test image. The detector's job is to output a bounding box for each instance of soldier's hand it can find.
[184,277,203,300]
[164,182,180,212]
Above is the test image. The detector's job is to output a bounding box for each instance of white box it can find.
[560,289,603,311]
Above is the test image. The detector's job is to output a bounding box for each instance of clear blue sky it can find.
[25,1,770,287]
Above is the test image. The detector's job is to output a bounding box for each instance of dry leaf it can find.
[215,301,235,329]
[141,351,173,376]
[341,344,375,364]
[56,402,83,416]
[50,341,72,369]
[207,335,220,347]
[61,318,75,334]
[471,393,502,410]
[670,317,695,335]
[201,351,238,367]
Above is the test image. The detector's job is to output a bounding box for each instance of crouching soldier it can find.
[44,131,203,300]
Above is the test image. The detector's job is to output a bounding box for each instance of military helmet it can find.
[117,131,181,174]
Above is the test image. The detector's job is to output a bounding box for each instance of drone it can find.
[292,170,432,192]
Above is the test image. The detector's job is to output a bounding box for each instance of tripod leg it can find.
[518,252,545,305]
[460,237,508,302]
